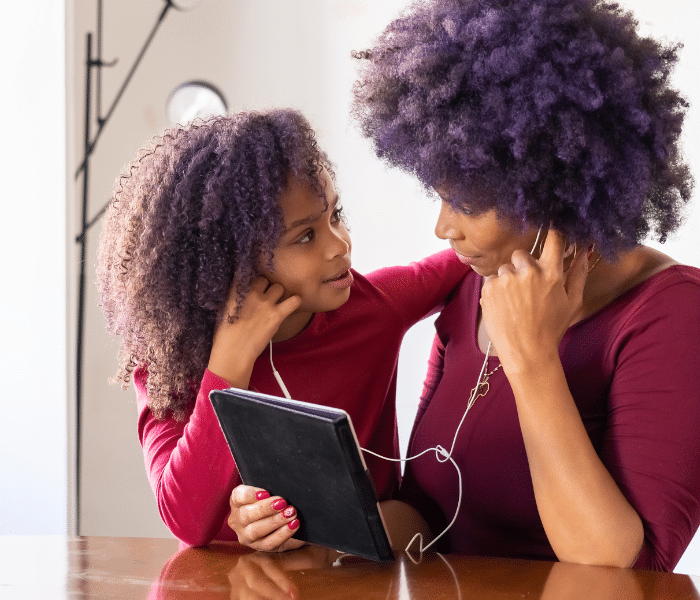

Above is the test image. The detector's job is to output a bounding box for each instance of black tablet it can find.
[209,388,394,562]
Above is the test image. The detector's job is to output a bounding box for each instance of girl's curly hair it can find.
[352,0,693,256]
[96,108,334,420]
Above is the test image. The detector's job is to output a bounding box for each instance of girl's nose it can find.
[326,225,351,259]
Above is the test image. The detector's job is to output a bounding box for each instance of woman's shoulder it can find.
[598,261,700,329]
[618,246,700,299]
[583,247,698,316]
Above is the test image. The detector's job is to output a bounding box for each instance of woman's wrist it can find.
[500,343,561,380]
[502,347,563,392]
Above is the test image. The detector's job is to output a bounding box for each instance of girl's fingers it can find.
[275,537,306,552]
[277,295,302,319]
[230,554,296,600]
[231,485,269,508]
[242,553,295,591]
[251,520,303,552]
[242,497,293,524]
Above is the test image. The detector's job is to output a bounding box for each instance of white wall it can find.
[0,2,67,534]
[4,0,696,577]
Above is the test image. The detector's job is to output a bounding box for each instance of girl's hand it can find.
[480,230,589,376]
[226,546,343,600]
[228,485,305,552]
[208,277,302,386]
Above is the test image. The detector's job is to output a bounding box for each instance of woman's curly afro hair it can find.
[352,0,693,256]
[96,108,334,420]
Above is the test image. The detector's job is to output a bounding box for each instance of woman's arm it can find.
[481,231,643,567]
[506,359,643,566]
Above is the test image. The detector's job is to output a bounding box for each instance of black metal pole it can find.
[73,1,179,534]
[74,1,173,181]
[76,32,93,535]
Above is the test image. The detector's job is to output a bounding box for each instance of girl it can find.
[96,108,466,548]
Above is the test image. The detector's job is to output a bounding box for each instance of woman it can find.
[348,0,699,571]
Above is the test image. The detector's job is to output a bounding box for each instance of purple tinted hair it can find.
[352,0,693,256]
[96,109,334,419]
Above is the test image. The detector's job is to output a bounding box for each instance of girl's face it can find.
[259,168,352,333]
[434,187,540,279]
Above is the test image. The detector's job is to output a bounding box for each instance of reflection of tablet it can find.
[209,388,394,562]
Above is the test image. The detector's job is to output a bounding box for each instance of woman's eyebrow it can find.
[284,195,339,232]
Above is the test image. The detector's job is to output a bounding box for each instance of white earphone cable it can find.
[268,225,544,555]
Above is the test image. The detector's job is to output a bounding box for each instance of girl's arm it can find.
[207,277,302,387]
[137,277,301,547]
[481,231,643,567]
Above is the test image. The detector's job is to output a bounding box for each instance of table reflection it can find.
[150,542,700,600]
[3,536,698,599]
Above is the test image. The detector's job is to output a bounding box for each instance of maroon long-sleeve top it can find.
[402,265,700,571]
[134,250,468,546]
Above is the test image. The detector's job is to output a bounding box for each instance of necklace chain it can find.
[468,361,501,407]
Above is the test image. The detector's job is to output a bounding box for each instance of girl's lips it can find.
[323,269,354,289]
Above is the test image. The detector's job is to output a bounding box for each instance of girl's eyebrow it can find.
[284,195,339,233]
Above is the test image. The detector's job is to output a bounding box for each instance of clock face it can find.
[166,81,227,125]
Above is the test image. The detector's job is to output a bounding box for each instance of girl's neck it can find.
[272,310,315,343]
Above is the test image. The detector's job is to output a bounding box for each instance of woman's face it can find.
[259,168,353,318]
[434,187,541,278]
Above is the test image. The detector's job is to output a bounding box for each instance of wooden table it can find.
[1,536,698,599]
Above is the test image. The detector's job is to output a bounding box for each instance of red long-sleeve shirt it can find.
[401,265,700,571]
[135,250,468,546]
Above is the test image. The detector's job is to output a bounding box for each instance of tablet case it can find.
[209,388,394,562]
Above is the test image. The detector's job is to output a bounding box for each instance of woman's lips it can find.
[323,269,354,289]
[452,249,478,265]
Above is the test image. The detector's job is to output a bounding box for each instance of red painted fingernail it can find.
[255,490,270,500]
[288,519,300,530]
[282,506,295,518]
[271,499,287,511]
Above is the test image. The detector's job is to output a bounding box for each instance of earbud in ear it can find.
[530,225,544,256]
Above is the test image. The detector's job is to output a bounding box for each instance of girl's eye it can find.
[296,230,314,244]
[331,205,344,224]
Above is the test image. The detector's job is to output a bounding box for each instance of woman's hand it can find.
[228,485,305,553]
[480,230,589,376]
[208,277,302,387]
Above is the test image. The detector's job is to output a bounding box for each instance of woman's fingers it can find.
[564,245,589,307]
[537,228,567,276]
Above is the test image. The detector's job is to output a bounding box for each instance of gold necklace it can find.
[468,361,501,407]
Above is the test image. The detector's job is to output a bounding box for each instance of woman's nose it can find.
[435,200,460,241]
